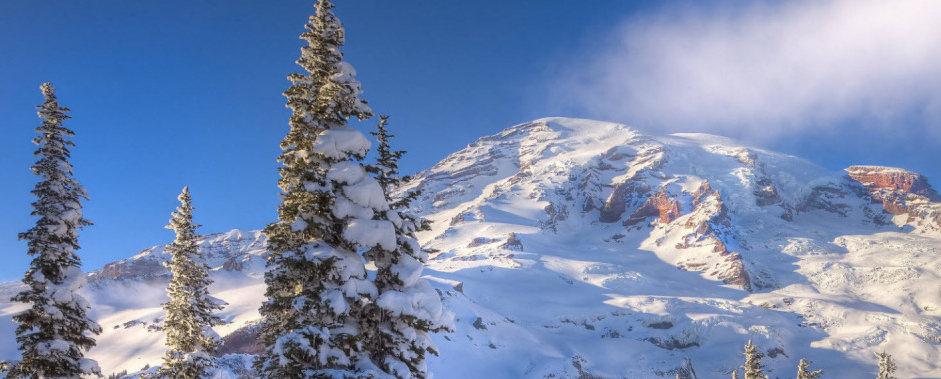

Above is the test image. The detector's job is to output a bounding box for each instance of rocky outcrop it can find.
[845,166,941,228]
[599,145,666,223]
[90,229,267,282]
[216,323,264,356]
[623,190,681,226]
[797,183,852,216]
[222,253,264,272]
[675,181,752,291]
[541,203,570,232]
[467,237,492,248]
[498,233,523,252]
[93,254,167,281]
[754,178,782,206]
[845,166,940,201]
[599,178,649,222]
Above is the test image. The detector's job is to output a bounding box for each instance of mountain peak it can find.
[4,118,941,378]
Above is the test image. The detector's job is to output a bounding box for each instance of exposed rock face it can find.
[95,254,166,281]
[89,230,267,282]
[215,323,264,356]
[222,253,265,272]
[845,166,940,201]
[467,237,492,248]
[624,190,681,226]
[675,181,751,291]
[498,233,523,252]
[541,203,570,232]
[599,178,649,223]
[798,183,852,217]
[754,178,782,206]
[845,166,941,228]
[599,144,666,223]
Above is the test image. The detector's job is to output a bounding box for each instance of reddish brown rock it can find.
[623,191,681,226]
[674,181,751,291]
[845,166,940,201]
[844,166,941,228]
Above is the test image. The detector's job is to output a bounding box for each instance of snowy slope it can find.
[0,230,268,377]
[2,117,941,378]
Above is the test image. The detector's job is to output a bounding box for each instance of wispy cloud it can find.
[554,0,941,142]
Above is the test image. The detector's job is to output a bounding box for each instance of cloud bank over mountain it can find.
[554,0,941,142]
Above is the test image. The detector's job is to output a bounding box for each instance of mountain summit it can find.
[2,118,940,378]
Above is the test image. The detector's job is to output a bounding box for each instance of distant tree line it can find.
[718,340,896,379]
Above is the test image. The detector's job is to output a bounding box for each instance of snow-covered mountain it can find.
[3,117,941,378]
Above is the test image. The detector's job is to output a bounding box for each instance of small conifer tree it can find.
[876,352,896,379]
[731,370,739,379]
[362,116,452,379]
[7,83,102,378]
[150,187,225,379]
[796,358,822,379]
[742,340,766,379]
[368,116,404,194]
[256,0,387,377]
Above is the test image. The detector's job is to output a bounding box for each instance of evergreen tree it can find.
[7,83,102,378]
[368,116,404,195]
[796,358,822,379]
[797,358,823,379]
[256,1,386,377]
[876,352,896,379]
[362,116,452,379]
[150,187,225,379]
[731,370,739,379]
[742,340,766,379]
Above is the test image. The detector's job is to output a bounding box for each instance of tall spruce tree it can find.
[7,83,102,378]
[876,352,896,379]
[362,116,452,379]
[150,187,225,379]
[256,1,390,377]
[796,358,822,379]
[742,340,766,379]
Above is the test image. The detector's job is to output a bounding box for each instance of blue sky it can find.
[1,0,939,282]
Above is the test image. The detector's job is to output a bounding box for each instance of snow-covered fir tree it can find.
[362,116,453,379]
[256,1,390,377]
[876,352,896,379]
[150,187,226,379]
[368,116,404,195]
[7,83,102,379]
[796,358,822,379]
[742,340,766,379]
[731,370,739,379]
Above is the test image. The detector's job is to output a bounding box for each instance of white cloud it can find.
[554,0,941,142]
